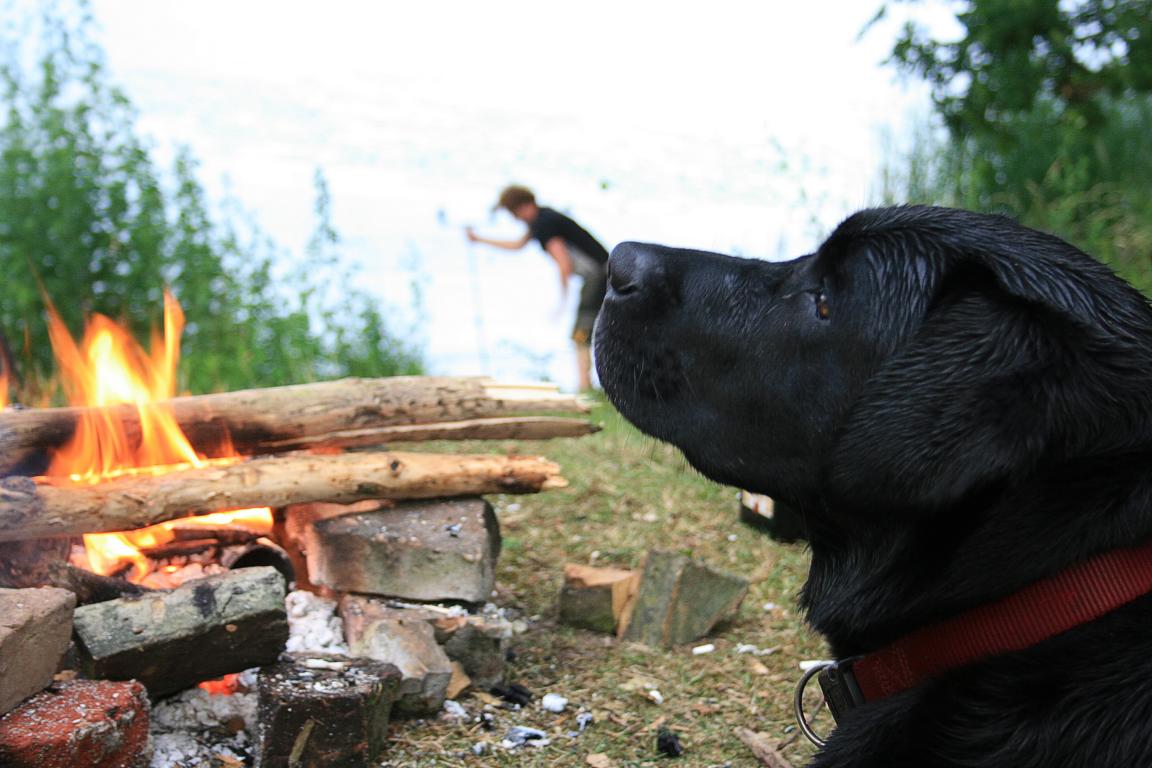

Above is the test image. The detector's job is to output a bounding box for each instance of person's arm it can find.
[465,227,532,251]
[544,236,573,302]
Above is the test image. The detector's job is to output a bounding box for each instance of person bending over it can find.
[466,185,608,391]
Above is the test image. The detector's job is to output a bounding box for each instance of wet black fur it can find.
[594,206,1152,767]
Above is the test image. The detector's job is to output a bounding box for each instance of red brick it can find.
[0,680,151,768]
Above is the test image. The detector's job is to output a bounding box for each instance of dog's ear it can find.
[823,211,1152,513]
[825,282,1061,512]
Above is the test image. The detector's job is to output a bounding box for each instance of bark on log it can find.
[0,376,592,477]
[257,416,599,452]
[0,451,565,541]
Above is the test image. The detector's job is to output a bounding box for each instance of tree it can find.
[875,0,1152,293]
[888,0,1151,136]
[0,0,423,401]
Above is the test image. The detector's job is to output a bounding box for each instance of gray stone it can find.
[306,497,501,602]
[340,595,508,689]
[72,566,288,696]
[619,550,748,647]
[0,587,76,716]
[346,616,452,716]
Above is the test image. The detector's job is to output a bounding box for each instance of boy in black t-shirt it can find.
[466,185,608,391]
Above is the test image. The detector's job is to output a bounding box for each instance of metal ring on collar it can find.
[794,661,834,748]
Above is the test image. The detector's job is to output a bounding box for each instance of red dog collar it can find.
[798,539,1152,745]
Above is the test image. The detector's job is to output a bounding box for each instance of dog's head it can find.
[595,206,1152,526]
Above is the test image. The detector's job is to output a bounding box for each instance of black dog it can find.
[594,206,1152,767]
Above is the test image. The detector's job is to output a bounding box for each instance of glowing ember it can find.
[40,290,271,581]
[83,508,274,581]
[198,672,245,696]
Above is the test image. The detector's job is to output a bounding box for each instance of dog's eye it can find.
[815,292,831,320]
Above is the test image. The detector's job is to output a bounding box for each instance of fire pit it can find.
[0,293,594,767]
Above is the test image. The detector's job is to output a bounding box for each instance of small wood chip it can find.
[747,657,771,676]
[473,691,502,707]
[586,754,615,768]
[447,661,472,700]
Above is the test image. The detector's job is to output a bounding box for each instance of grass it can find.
[382,397,828,767]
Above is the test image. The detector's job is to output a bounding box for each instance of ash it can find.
[150,686,257,768]
[147,591,347,767]
[285,589,349,654]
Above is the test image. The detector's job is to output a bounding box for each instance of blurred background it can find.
[1,0,1148,394]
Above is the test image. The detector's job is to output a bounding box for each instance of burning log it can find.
[0,451,565,542]
[0,376,591,476]
[0,539,151,604]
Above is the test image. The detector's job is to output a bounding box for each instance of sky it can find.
[81,0,953,389]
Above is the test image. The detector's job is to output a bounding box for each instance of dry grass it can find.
[382,397,829,767]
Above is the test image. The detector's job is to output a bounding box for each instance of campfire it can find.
[0,292,594,766]
[32,290,276,587]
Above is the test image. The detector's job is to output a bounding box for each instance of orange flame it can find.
[42,290,270,581]
[46,292,201,481]
[0,369,7,410]
[82,508,274,580]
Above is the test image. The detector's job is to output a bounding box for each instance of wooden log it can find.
[557,563,638,634]
[0,451,565,542]
[257,415,600,452]
[0,539,151,604]
[0,376,592,477]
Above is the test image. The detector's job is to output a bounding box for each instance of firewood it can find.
[0,451,565,541]
[257,416,600,452]
[0,376,591,476]
[0,539,151,604]
[557,563,638,634]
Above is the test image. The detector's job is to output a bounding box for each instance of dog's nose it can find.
[607,242,664,300]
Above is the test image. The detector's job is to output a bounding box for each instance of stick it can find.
[0,451,565,541]
[735,728,796,768]
[0,376,592,476]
